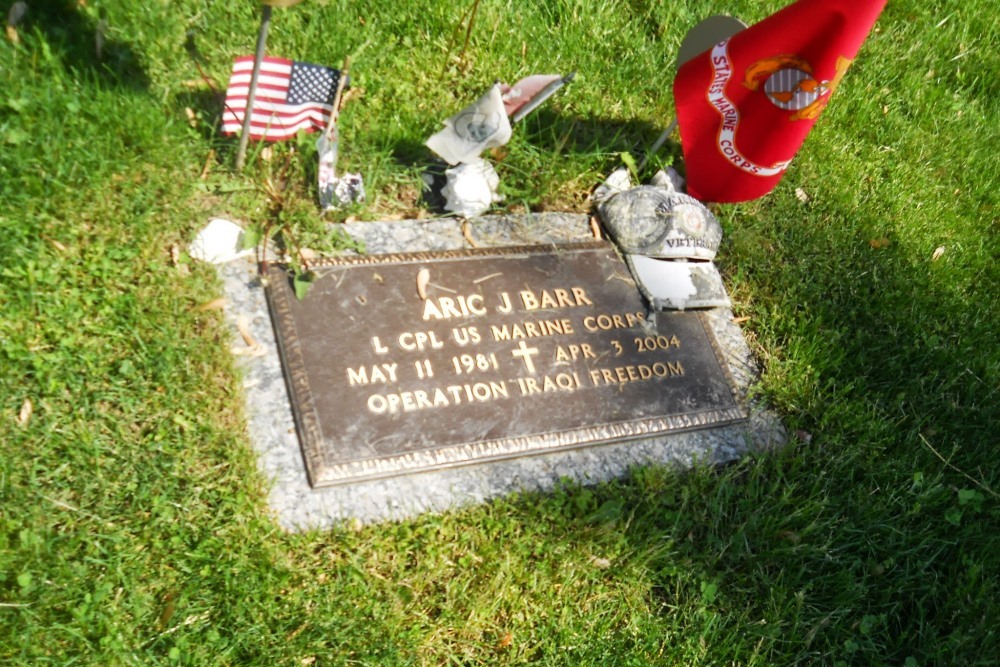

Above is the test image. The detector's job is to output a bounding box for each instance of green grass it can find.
[1,0,997,664]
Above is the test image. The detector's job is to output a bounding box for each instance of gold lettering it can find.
[347,363,398,386]
[433,388,450,407]
[423,295,488,320]
[348,367,368,386]
[587,362,684,386]
[496,292,513,313]
[491,318,574,341]
[554,343,596,361]
[439,297,463,319]
[371,336,389,354]
[421,299,444,321]
[583,311,646,331]
[491,324,512,341]
[519,288,593,311]
[467,294,487,315]
[571,287,593,305]
[398,331,444,351]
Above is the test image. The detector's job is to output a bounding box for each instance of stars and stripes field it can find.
[1,1,997,665]
[222,56,344,140]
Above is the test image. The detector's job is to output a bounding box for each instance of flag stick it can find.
[510,72,576,124]
[322,56,351,140]
[235,4,273,171]
[636,117,677,174]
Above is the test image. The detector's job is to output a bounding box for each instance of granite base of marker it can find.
[218,212,785,530]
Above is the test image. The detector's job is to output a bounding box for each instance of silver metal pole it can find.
[636,118,677,174]
[234,5,273,171]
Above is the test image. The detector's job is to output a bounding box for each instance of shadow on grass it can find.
[565,202,999,662]
[366,109,681,214]
[520,107,679,162]
[15,0,149,90]
[375,109,675,172]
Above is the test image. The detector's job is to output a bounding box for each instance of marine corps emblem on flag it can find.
[744,54,853,121]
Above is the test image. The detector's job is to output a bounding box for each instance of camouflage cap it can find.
[598,184,729,311]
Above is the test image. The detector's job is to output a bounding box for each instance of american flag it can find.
[222,56,343,141]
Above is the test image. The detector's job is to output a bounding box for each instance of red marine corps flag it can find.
[673,0,887,203]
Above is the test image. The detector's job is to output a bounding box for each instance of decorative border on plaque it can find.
[305,241,611,269]
[265,268,327,483]
[313,407,747,485]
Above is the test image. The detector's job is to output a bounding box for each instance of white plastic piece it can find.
[441,159,502,219]
[188,218,255,264]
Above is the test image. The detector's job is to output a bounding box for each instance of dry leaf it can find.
[931,246,946,261]
[794,187,810,203]
[488,145,509,161]
[200,149,215,180]
[869,237,890,249]
[17,398,32,426]
[591,556,612,569]
[460,220,479,248]
[49,238,67,252]
[194,298,227,312]
[169,244,181,266]
[732,315,751,324]
[340,86,364,105]
[158,591,177,629]
[237,315,259,349]
[260,146,273,163]
[416,268,430,300]
[300,657,316,666]
[185,107,198,128]
[5,25,17,43]
[498,632,513,649]
[590,215,603,239]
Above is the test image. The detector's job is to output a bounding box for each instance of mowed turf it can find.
[1,1,997,665]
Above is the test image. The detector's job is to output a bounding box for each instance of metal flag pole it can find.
[234,4,273,171]
[636,119,677,175]
[234,1,305,170]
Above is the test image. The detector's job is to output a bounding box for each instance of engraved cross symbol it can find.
[511,341,540,374]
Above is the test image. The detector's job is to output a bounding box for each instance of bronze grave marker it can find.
[266,241,746,487]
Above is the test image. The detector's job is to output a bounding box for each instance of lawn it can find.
[1,0,997,665]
